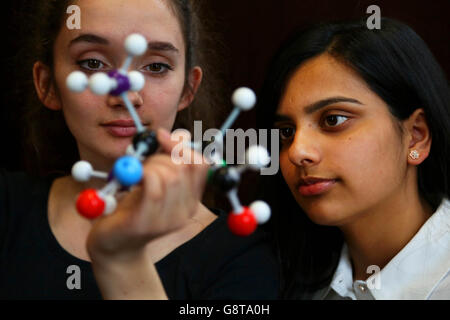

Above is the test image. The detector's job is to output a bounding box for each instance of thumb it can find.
[156,128,181,154]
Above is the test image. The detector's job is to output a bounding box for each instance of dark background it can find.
[209,0,450,131]
[0,0,448,203]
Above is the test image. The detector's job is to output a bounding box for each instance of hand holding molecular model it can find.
[67,34,271,237]
[84,130,210,256]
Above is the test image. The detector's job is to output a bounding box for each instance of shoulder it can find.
[0,169,56,232]
[0,169,53,206]
[0,170,50,250]
[435,198,450,221]
[0,168,56,189]
[0,169,44,208]
[423,198,450,241]
[370,199,450,299]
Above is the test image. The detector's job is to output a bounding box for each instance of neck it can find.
[48,175,217,263]
[50,175,101,227]
[78,145,118,175]
[339,179,433,281]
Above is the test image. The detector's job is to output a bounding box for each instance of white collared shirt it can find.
[313,199,450,300]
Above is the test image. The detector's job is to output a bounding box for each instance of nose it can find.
[287,128,321,168]
[107,91,144,109]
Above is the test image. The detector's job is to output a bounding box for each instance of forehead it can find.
[62,0,185,52]
[278,54,373,114]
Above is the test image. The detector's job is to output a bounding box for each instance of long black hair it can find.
[257,17,450,299]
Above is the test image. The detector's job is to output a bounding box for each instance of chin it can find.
[297,197,349,226]
[307,212,344,226]
[94,146,130,169]
[106,140,132,155]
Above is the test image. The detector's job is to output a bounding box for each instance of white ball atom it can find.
[246,145,270,170]
[72,161,93,182]
[67,71,88,93]
[250,200,271,224]
[89,73,113,95]
[128,71,145,91]
[232,87,256,111]
[125,34,148,56]
[103,195,117,215]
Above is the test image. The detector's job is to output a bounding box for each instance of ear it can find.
[404,108,431,165]
[177,66,203,112]
[33,61,62,111]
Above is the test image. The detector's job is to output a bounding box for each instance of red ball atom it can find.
[227,207,257,236]
[76,189,105,219]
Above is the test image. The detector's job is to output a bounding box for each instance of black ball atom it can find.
[211,167,240,192]
[133,130,159,157]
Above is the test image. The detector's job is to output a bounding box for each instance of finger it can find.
[143,143,209,206]
[144,153,187,182]
[157,128,182,154]
[156,128,205,165]
[143,154,201,209]
[143,162,194,234]
[150,152,209,194]
[141,163,166,202]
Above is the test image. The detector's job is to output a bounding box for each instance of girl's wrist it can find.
[89,247,168,300]
[88,243,148,267]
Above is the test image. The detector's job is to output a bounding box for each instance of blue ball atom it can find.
[113,156,143,187]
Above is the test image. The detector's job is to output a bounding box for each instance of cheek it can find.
[142,76,186,123]
[335,126,404,195]
[60,89,102,123]
[53,64,98,117]
[147,85,180,105]
[143,87,179,118]
[147,69,186,98]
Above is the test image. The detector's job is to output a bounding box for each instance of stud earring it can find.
[409,150,420,160]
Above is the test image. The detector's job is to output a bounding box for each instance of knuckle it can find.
[165,171,179,187]
[176,163,189,176]
[144,170,164,201]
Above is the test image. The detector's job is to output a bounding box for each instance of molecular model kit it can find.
[66,34,271,236]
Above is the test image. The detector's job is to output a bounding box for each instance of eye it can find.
[323,115,349,128]
[279,126,296,141]
[144,63,173,74]
[77,59,106,71]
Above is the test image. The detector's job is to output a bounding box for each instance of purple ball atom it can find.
[107,170,114,182]
[108,70,131,96]
[107,170,131,192]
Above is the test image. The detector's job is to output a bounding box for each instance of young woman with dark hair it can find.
[257,17,450,299]
[0,0,279,299]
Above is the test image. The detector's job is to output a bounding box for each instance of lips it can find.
[101,119,145,138]
[297,177,337,196]
[103,120,137,127]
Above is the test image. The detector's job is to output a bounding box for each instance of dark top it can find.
[0,170,279,300]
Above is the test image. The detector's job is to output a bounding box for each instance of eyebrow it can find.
[69,34,109,46]
[275,96,363,122]
[69,34,179,53]
[147,42,179,53]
